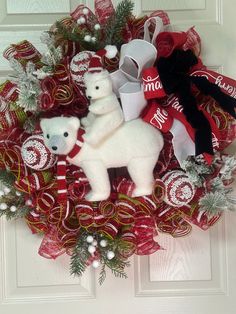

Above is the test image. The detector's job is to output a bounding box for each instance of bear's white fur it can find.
[40,116,164,201]
[82,70,124,146]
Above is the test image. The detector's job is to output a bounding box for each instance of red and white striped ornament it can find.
[70,51,95,88]
[162,170,195,207]
[21,134,57,171]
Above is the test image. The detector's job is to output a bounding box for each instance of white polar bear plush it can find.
[40,116,164,202]
[82,69,124,146]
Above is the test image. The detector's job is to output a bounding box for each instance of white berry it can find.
[79,17,86,24]
[0,203,7,210]
[88,245,96,254]
[10,206,17,212]
[107,251,115,260]
[92,260,100,268]
[86,235,94,243]
[92,240,98,246]
[84,35,91,42]
[15,191,21,196]
[100,239,107,247]
[25,199,32,206]
[94,23,101,30]
[82,8,89,15]
[91,37,96,43]
[3,187,11,194]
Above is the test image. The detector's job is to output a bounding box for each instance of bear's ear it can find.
[40,119,49,132]
[68,117,80,130]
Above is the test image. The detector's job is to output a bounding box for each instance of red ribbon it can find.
[94,0,115,25]
[14,171,53,194]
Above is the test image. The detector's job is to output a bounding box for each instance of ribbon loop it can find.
[143,16,164,45]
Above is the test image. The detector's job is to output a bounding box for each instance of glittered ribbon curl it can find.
[14,171,53,195]
[3,40,42,67]
[38,199,80,259]
[0,109,28,131]
[39,60,84,111]
[0,144,28,180]
[118,194,162,256]
[74,194,162,256]
[50,17,81,58]
[0,80,18,103]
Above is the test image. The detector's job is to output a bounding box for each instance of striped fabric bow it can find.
[57,128,85,203]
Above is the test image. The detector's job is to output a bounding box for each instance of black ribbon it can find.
[157,49,236,157]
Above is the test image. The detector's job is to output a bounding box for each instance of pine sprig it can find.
[182,156,214,188]
[111,268,128,279]
[107,258,129,279]
[98,263,106,285]
[98,256,129,284]
[70,230,91,277]
[54,21,102,51]
[70,232,130,284]
[55,21,83,43]
[0,182,31,220]
[0,170,16,188]
[199,191,228,216]
[1,205,31,220]
[8,59,40,112]
[98,237,130,284]
[195,154,236,216]
[105,0,134,47]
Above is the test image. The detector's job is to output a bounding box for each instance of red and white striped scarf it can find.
[57,128,85,202]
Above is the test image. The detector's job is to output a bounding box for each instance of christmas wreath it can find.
[0,0,236,284]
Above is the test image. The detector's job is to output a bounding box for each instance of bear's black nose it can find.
[87,96,92,100]
[52,146,57,151]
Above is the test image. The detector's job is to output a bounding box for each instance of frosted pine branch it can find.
[9,59,40,111]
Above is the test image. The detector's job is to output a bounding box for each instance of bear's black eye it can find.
[95,86,99,90]
[47,134,50,139]
[64,132,69,137]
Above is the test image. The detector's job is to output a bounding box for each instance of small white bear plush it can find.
[40,116,164,202]
[82,69,124,146]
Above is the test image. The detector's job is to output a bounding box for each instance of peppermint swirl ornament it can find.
[70,51,95,88]
[21,134,57,170]
[162,170,195,207]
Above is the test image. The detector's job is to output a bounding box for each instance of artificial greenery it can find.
[70,230,92,277]
[182,156,214,187]
[183,154,236,216]
[53,0,134,50]
[0,169,16,188]
[9,59,41,112]
[54,20,102,51]
[70,230,130,285]
[0,187,31,220]
[98,238,130,284]
[104,0,134,47]
[0,204,31,220]
[199,191,229,217]
[99,255,129,285]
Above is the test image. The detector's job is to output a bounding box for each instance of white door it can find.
[1,1,236,314]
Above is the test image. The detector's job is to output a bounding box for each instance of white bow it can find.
[111,17,164,121]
